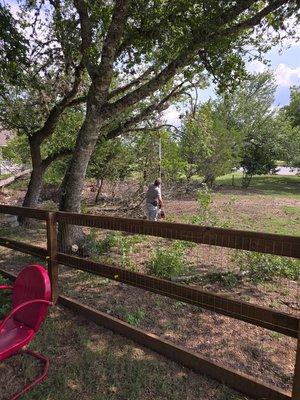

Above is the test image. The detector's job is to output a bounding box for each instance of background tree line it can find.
[3,72,300,193]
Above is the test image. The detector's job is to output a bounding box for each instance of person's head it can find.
[154,178,161,186]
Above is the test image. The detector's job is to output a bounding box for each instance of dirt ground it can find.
[0,179,299,397]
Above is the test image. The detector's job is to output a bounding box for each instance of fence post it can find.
[292,321,300,400]
[46,212,59,303]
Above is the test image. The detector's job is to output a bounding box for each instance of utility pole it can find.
[158,135,162,181]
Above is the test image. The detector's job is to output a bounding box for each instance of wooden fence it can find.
[0,204,299,400]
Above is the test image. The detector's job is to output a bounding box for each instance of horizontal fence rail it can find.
[0,204,299,400]
[59,295,291,400]
[56,211,300,258]
[57,253,299,338]
[0,269,292,400]
[0,237,47,258]
[0,204,49,220]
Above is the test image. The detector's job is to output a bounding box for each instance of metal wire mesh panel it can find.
[55,212,299,393]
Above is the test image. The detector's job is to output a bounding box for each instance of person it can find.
[146,178,163,221]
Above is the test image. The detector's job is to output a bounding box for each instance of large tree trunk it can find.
[58,108,102,252]
[18,140,46,226]
[22,166,45,208]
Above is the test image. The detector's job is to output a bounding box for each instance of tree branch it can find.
[42,148,73,168]
[101,0,288,122]
[126,124,182,135]
[34,61,84,145]
[108,65,154,100]
[95,0,130,98]
[73,0,96,78]
[106,82,187,140]
[222,0,289,36]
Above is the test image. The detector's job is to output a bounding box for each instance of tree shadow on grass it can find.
[0,307,251,400]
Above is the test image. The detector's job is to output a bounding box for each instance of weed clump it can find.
[125,308,145,326]
[148,241,189,278]
[234,251,300,283]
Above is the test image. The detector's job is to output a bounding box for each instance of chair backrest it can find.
[12,264,51,331]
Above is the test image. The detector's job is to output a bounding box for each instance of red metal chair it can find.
[0,264,52,400]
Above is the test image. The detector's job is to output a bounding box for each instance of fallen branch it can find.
[0,169,31,189]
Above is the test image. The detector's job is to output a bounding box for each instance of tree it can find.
[2,107,83,207]
[87,138,133,203]
[0,2,85,214]
[284,85,300,127]
[216,71,281,187]
[129,128,185,187]
[1,1,194,216]
[3,1,299,243]
[240,118,282,187]
[180,101,240,185]
[59,0,300,228]
[280,85,300,167]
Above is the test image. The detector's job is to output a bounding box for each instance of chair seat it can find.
[0,319,34,361]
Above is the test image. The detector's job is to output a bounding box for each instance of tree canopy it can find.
[1,0,300,235]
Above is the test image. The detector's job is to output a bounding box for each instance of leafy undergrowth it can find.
[0,306,249,400]
[233,251,300,283]
[0,274,11,319]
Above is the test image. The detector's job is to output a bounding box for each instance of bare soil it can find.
[0,180,299,397]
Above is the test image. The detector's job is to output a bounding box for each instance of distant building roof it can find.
[0,128,12,147]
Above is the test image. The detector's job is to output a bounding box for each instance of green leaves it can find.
[180,100,239,181]
[284,85,300,128]
[0,4,28,93]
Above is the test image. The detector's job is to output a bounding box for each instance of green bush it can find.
[148,241,188,278]
[234,251,300,283]
[0,274,11,319]
[86,230,144,268]
[196,184,213,212]
[191,185,219,226]
[87,230,119,257]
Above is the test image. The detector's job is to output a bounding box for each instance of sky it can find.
[164,43,300,125]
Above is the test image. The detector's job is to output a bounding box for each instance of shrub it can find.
[234,251,300,283]
[196,184,213,212]
[191,185,219,225]
[86,230,144,269]
[0,274,11,319]
[118,236,135,269]
[148,241,188,278]
[86,230,119,258]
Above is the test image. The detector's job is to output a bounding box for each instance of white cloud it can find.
[163,106,181,127]
[275,63,300,87]
[248,60,266,74]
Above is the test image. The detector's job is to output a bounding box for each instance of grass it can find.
[216,173,300,198]
[0,274,12,318]
[0,305,250,400]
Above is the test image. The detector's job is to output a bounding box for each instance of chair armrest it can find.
[0,299,52,332]
[0,285,13,290]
